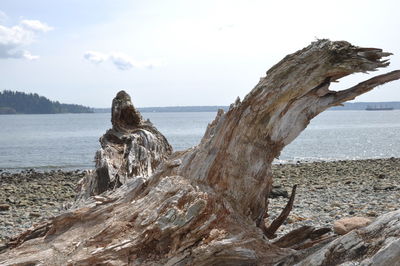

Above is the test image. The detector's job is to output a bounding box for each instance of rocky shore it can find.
[0,158,399,242]
[269,157,400,237]
[0,170,85,242]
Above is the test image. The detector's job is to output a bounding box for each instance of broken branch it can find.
[264,185,297,239]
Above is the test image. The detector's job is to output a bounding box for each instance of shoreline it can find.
[1,155,400,173]
[1,158,399,241]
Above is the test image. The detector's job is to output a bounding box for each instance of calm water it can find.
[0,111,399,170]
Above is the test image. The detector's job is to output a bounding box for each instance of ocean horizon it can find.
[1,110,399,171]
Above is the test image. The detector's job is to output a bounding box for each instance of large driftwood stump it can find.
[1,40,400,265]
[75,91,172,201]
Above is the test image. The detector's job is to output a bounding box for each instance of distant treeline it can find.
[0,90,93,114]
[330,102,400,110]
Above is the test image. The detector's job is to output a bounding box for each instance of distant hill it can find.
[0,90,93,114]
[330,102,400,110]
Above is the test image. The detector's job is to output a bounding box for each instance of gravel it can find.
[269,158,400,237]
[0,158,399,242]
[0,169,84,242]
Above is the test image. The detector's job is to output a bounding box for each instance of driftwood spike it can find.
[264,185,297,239]
[329,70,400,104]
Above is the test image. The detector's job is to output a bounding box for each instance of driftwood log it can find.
[1,39,400,265]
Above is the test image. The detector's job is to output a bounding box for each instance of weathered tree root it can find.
[273,225,332,249]
[4,221,51,250]
[1,40,400,265]
[276,210,400,266]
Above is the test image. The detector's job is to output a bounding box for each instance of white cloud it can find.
[20,50,39,60]
[84,50,163,71]
[109,52,134,70]
[0,14,52,60]
[84,51,108,64]
[20,19,53,32]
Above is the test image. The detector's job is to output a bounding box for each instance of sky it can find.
[0,0,399,108]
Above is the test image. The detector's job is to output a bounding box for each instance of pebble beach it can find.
[0,170,84,242]
[0,158,399,242]
[269,157,400,236]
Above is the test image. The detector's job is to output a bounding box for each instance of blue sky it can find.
[0,0,399,107]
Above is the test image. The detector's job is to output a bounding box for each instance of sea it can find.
[0,110,399,171]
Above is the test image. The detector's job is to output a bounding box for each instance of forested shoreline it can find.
[0,91,93,114]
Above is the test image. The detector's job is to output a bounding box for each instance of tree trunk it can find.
[1,39,399,265]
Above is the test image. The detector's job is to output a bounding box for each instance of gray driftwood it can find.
[1,39,400,265]
[75,91,172,201]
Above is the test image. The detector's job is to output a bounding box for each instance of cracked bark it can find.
[1,40,399,266]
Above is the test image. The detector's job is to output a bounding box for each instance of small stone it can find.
[29,212,41,218]
[333,217,372,235]
[373,185,397,191]
[16,203,27,207]
[366,211,378,217]
[0,204,10,211]
[5,198,15,204]
[4,221,14,226]
[269,188,289,198]
[286,217,295,224]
